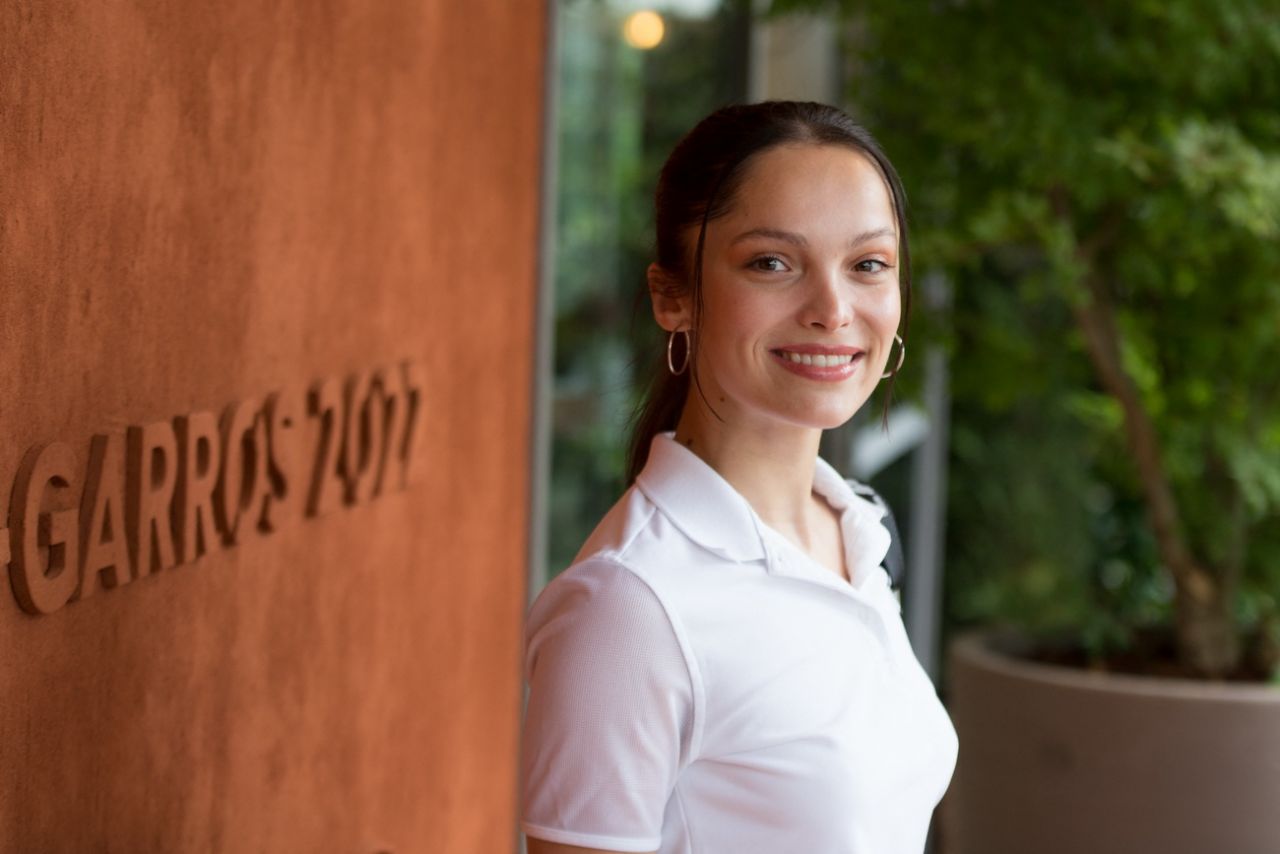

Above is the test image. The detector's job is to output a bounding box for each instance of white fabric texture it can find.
[521,433,958,853]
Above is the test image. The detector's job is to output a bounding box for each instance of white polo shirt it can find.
[521,433,957,853]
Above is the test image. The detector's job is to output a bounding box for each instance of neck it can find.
[672,397,823,539]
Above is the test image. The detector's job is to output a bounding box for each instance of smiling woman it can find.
[650,142,902,444]
[521,102,954,854]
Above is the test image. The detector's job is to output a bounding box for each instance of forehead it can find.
[716,143,896,237]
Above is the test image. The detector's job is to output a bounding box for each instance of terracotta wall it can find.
[0,2,544,851]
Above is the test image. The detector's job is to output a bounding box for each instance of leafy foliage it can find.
[549,2,749,571]
[777,0,1280,668]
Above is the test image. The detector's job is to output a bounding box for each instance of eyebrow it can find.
[728,226,897,248]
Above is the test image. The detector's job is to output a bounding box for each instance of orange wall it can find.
[0,2,544,851]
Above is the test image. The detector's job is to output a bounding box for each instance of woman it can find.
[521,102,957,854]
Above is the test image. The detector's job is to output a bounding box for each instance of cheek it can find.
[700,288,776,351]
[866,286,902,333]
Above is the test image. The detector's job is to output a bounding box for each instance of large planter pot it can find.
[943,629,1280,854]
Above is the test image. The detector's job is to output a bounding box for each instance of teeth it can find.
[782,351,855,366]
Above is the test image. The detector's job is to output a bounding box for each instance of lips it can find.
[776,350,857,367]
[769,345,865,381]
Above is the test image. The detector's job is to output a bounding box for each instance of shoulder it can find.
[565,481,708,588]
[525,554,683,667]
[571,483,659,564]
[527,555,652,629]
[523,553,706,759]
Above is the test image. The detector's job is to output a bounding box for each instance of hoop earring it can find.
[882,334,905,379]
[667,329,690,376]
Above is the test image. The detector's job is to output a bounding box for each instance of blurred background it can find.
[535,0,1280,677]
[531,1,1280,851]
[5,1,1276,850]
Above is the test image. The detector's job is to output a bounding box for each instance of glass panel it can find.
[547,0,749,576]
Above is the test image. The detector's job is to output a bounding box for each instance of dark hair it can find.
[625,100,913,483]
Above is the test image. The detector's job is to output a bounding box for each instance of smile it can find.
[777,351,856,367]
[769,347,865,382]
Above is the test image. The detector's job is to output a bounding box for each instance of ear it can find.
[647,263,692,332]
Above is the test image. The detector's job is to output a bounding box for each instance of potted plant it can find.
[776,0,1280,849]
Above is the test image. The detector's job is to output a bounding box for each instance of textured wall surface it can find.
[0,2,544,851]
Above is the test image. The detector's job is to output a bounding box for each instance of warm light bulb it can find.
[623,10,665,50]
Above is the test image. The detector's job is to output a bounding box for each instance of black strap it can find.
[847,480,905,591]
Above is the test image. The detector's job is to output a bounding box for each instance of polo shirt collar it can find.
[635,432,766,563]
[635,432,892,587]
[812,454,892,589]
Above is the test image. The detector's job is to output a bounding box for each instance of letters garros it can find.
[2,362,423,616]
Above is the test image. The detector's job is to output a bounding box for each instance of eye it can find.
[854,258,892,274]
[748,255,788,273]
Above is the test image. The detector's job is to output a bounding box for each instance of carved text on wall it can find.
[1,362,424,616]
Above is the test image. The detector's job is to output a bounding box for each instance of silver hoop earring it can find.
[881,334,905,379]
[667,329,690,376]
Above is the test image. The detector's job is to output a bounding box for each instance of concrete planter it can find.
[943,630,1280,854]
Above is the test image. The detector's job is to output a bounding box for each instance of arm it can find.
[526,837,656,854]
[520,561,694,854]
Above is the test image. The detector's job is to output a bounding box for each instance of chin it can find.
[779,400,867,432]
[816,412,862,431]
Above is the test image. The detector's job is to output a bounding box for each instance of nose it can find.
[799,266,853,331]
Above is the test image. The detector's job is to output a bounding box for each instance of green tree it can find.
[549,2,749,572]
[779,0,1280,676]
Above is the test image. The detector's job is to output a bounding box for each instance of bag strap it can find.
[847,480,906,591]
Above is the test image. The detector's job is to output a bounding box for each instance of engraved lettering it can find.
[340,370,374,505]
[75,433,132,599]
[396,360,425,490]
[364,370,395,499]
[127,422,179,576]
[4,356,423,615]
[9,443,80,615]
[174,412,222,563]
[215,399,272,545]
[242,413,274,536]
[306,377,344,517]
[373,366,406,498]
[263,386,307,530]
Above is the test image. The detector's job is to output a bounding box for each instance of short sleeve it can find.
[520,558,697,852]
